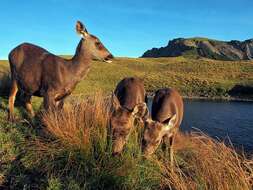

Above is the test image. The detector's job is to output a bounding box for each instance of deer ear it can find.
[76,21,88,37]
[163,114,177,131]
[132,103,149,119]
[111,93,121,110]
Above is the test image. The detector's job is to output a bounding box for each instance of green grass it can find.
[0,57,253,189]
[1,57,253,99]
[76,57,253,98]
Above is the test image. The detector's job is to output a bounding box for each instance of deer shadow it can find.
[0,152,46,190]
[0,110,51,189]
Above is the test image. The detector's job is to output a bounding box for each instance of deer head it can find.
[110,94,148,155]
[76,21,113,63]
[142,115,177,156]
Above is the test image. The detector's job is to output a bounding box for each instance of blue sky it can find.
[0,0,253,59]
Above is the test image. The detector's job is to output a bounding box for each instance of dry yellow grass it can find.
[41,92,110,154]
[156,132,253,190]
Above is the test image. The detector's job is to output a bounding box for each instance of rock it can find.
[141,37,253,60]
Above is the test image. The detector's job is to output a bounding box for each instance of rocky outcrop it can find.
[142,38,253,61]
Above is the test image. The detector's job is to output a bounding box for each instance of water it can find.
[148,99,253,152]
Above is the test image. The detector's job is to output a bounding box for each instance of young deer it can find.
[110,77,148,155]
[142,88,184,166]
[8,21,113,121]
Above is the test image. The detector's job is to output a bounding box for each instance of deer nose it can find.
[105,54,114,60]
[104,54,113,63]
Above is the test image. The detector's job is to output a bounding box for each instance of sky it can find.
[0,0,253,59]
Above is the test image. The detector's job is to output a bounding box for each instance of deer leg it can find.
[8,79,18,121]
[163,134,175,168]
[43,92,56,111]
[169,135,175,168]
[162,134,170,156]
[23,94,35,117]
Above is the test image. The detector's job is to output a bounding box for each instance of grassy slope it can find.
[1,56,253,98]
[65,57,253,98]
[0,57,253,189]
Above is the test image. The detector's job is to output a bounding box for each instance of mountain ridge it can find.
[141,37,253,60]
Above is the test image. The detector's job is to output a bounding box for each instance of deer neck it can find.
[70,39,92,78]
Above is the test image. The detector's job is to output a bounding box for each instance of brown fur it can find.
[110,77,148,155]
[142,88,184,166]
[8,21,113,121]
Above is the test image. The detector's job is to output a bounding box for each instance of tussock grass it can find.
[157,132,253,189]
[22,93,253,190]
[41,93,110,152]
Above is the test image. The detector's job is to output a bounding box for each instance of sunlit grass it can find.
[1,57,253,99]
[0,57,253,189]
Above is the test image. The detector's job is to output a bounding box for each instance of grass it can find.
[0,57,253,189]
[0,93,252,189]
[1,56,253,99]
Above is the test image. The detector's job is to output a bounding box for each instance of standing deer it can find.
[110,77,148,155]
[8,21,113,121]
[142,88,184,166]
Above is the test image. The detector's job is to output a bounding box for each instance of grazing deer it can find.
[110,77,148,155]
[142,88,184,166]
[8,21,113,121]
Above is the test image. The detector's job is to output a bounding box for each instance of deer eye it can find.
[95,42,103,50]
[95,42,102,47]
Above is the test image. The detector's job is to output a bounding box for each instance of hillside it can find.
[142,37,253,61]
[1,57,253,100]
[0,57,253,189]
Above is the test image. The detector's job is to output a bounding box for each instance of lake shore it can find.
[146,92,253,102]
[183,96,253,102]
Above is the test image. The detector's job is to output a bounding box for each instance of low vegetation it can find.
[0,93,252,189]
[0,57,253,189]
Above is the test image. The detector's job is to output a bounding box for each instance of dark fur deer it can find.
[142,88,184,166]
[8,21,113,121]
[110,77,148,155]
